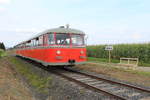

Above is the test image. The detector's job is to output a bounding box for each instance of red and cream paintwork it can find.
[16,47,86,66]
[15,27,86,66]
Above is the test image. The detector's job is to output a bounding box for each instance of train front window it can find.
[56,33,70,45]
[71,34,84,46]
[48,33,55,44]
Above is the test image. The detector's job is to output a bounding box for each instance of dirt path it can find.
[0,57,35,100]
[136,66,150,72]
[88,62,150,72]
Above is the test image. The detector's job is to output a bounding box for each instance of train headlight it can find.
[56,50,61,55]
[80,50,84,54]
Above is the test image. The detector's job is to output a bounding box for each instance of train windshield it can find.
[51,33,85,46]
[71,34,84,46]
[56,33,70,45]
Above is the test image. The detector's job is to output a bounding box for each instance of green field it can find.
[87,43,150,67]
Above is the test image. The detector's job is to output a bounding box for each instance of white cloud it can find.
[132,33,142,40]
[0,0,11,12]
[0,7,6,12]
[0,0,11,4]
[15,28,42,33]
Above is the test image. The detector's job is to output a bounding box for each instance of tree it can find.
[0,42,2,49]
[0,42,6,50]
[1,43,6,50]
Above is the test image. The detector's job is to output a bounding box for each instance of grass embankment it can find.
[77,62,150,86]
[0,57,35,100]
[88,57,150,77]
[0,49,7,58]
[88,57,119,63]
[88,57,150,67]
[8,56,52,93]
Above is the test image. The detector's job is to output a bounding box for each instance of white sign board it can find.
[105,46,113,51]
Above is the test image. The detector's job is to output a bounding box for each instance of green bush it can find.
[0,49,4,58]
[87,43,150,65]
[0,49,7,58]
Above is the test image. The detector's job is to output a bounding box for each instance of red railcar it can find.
[14,26,86,66]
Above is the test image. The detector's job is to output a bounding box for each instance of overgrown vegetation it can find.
[87,43,150,66]
[0,49,7,58]
[8,57,52,93]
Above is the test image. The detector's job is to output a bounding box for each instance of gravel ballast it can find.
[9,56,150,100]
[10,57,117,100]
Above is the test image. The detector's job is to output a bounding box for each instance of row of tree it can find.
[0,42,6,50]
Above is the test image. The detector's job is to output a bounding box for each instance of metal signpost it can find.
[105,45,113,63]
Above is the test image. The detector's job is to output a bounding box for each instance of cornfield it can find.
[87,43,150,64]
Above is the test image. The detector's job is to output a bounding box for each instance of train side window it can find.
[34,39,36,46]
[39,35,43,46]
[31,39,37,47]
[26,40,31,47]
[48,33,55,45]
[31,40,33,46]
[35,37,39,46]
[22,43,25,48]
[20,44,22,48]
[25,42,28,48]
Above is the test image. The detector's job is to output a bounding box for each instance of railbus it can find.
[14,26,86,66]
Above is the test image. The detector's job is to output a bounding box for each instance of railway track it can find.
[50,67,150,100]
[19,57,150,100]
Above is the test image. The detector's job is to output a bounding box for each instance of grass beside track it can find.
[0,49,7,58]
[7,56,52,93]
[88,57,150,67]
[88,57,119,63]
[88,57,150,77]
[76,62,150,87]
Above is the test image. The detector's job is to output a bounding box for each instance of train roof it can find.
[16,27,85,46]
[44,27,85,34]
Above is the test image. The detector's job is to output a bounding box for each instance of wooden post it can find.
[120,58,122,64]
[136,58,139,67]
[128,59,130,64]
[109,50,111,63]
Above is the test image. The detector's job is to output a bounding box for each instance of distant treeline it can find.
[87,43,150,64]
[0,42,6,50]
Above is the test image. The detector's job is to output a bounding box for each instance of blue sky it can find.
[0,0,150,47]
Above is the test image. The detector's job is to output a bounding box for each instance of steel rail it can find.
[51,70,127,100]
[64,68,150,93]
[18,57,150,99]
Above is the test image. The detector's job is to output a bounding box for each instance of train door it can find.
[43,34,48,46]
[43,34,48,62]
